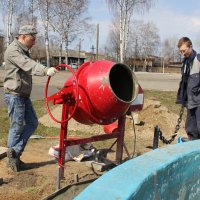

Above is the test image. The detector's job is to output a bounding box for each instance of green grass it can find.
[0,90,185,146]
[0,106,10,145]
[26,187,39,194]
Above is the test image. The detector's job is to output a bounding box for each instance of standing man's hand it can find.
[47,67,58,76]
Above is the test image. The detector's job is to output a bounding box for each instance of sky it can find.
[1,0,200,52]
[76,0,113,52]
[80,0,200,52]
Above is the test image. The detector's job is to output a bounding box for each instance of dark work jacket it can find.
[176,51,200,109]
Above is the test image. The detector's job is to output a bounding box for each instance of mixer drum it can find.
[65,60,138,125]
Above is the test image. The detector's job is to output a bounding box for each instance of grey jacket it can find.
[187,56,200,109]
[4,38,48,97]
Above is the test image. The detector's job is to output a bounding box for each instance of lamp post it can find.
[91,45,95,61]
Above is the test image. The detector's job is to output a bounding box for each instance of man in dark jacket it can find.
[4,25,57,171]
[177,37,200,141]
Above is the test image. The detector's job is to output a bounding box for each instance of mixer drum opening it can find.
[109,63,135,103]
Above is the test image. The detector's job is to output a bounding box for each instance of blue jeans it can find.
[4,93,38,156]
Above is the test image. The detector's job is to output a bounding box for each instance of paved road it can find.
[135,72,181,91]
[0,70,181,107]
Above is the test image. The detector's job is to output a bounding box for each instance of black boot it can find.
[7,148,19,172]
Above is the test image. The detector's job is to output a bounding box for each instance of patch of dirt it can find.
[0,99,186,200]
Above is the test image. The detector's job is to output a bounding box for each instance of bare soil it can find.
[0,99,186,200]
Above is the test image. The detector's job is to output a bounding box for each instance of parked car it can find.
[70,63,78,69]
[0,62,5,69]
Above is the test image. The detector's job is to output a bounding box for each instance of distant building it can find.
[126,56,154,72]
[33,49,109,68]
[50,49,86,66]
[126,55,181,73]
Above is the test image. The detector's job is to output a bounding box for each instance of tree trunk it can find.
[119,0,123,63]
[6,0,13,47]
[30,0,34,24]
[59,41,62,65]
[65,39,68,65]
[45,0,50,67]
[37,0,50,67]
[124,11,131,60]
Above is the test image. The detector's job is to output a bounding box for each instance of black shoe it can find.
[180,137,190,142]
[178,136,199,143]
[7,148,19,172]
[7,148,17,158]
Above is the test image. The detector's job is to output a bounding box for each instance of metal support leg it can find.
[57,102,69,189]
[116,115,126,164]
[56,166,61,190]
[123,142,131,159]
[153,126,160,150]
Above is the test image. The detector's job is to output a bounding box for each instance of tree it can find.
[162,36,180,63]
[106,0,155,63]
[0,0,26,46]
[105,19,120,61]
[6,0,14,46]
[48,0,93,65]
[14,0,38,28]
[0,0,15,47]
[37,0,51,67]
[133,21,160,57]
[14,4,38,35]
[106,19,160,62]
[0,0,94,66]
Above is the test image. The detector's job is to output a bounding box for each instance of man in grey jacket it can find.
[3,25,57,171]
[177,37,200,141]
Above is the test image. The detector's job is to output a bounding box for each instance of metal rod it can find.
[116,115,126,164]
[123,142,131,159]
[57,101,69,189]
[153,126,160,150]
[65,132,120,146]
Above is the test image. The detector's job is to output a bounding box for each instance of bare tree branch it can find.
[106,0,156,62]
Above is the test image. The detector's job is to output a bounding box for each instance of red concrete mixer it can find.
[45,60,144,189]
